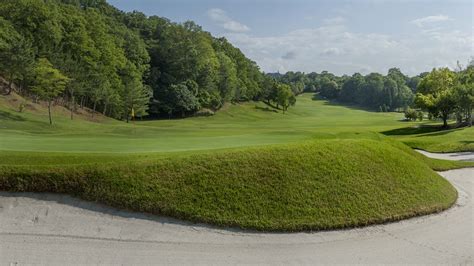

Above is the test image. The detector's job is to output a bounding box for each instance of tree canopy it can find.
[0,0,274,121]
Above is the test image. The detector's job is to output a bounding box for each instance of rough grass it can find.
[398,127,474,153]
[0,139,457,231]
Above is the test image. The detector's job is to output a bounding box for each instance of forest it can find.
[0,0,285,122]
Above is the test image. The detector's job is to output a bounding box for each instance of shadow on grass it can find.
[381,125,443,136]
[0,110,26,121]
[255,105,278,113]
[312,94,393,113]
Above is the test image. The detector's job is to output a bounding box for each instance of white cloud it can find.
[411,15,450,27]
[207,8,250,33]
[320,47,342,56]
[223,19,472,76]
[323,16,346,25]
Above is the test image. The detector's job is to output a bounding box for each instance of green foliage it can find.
[454,66,474,126]
[415,68,457,127]
[162,82,200,118]
[31,58,69,124]
[0,17,34,94]
[276,84,295,113]
[0,0,272,120]
[404,108,418,121]
[274,68,415,111]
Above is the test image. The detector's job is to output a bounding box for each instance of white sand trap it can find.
[0,152,472,265]
[416,149,474,161]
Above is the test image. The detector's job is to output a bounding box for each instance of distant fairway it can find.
[1,93,472,154]
[0,94,420,153]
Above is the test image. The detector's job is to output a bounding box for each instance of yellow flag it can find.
[131,108,135,118]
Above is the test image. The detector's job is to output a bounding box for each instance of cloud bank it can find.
[208,10,472,75]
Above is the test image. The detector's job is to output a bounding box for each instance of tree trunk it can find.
[442,113,448,128]
[92,101,97,117]
[70,91,75,120]
[103,103,107,115]
[48,100,53,125]
[468,110,473,127]
[5,74,13,95]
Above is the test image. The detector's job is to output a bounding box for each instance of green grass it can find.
[1,93,472,153]
[0,92,472,231]
[397,127,474,153]
[0,93,416,152]
[0,139,457,231]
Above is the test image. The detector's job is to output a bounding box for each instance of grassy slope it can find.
[0,93,416,152]
[398,127,474,153]
[0,139,457,231]
[0,92,471,231]
[2,93,472,153]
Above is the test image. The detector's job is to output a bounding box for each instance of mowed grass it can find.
[0,139,457,231]
[397,127,474,153]
[0,93,416,153]
[1,93,472,153]
[0,92,472,231]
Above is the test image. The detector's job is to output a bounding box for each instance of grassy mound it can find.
[0,139,457,231]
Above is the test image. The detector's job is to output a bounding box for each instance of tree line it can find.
[273,63,473,127]
[0,0,295,124]
[271,68,416,112]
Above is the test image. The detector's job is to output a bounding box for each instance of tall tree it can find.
[0,17,34,95]
[31,58,69,125]
[416,68,457,128]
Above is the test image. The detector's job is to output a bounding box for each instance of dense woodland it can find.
[0,0,286,122]
[0,0,472,127]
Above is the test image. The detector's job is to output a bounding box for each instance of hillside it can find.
[0,0,270,121]
[0,139,458,231]
[1,92,473,154]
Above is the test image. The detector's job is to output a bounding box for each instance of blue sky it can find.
[108,0,473,75]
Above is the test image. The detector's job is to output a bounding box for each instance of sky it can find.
[108,0,473,76]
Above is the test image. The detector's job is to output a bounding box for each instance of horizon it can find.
[108,0,473,76]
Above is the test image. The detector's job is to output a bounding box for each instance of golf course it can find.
[1,92,473,231]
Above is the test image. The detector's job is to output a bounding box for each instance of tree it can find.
[0,17,34,95]
[416,68,456,128]
[122,74,152,122]
[454,66,474,126]
[340,73,364,103]
[31,58,69,125]
[319,78,340,99]
[276,84,294,113]
[162,82,200,118]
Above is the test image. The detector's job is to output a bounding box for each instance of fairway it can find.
[2,93,473,154]
[0,94,419,153]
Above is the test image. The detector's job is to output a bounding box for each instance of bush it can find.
[194,108,215,117]
[404,108,418,121]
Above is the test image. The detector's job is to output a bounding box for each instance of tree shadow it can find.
[261,101,281,111]
[312,94,386,113]
[0,110,26,121]
[255,105,278,113]
[381,125,443,136]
